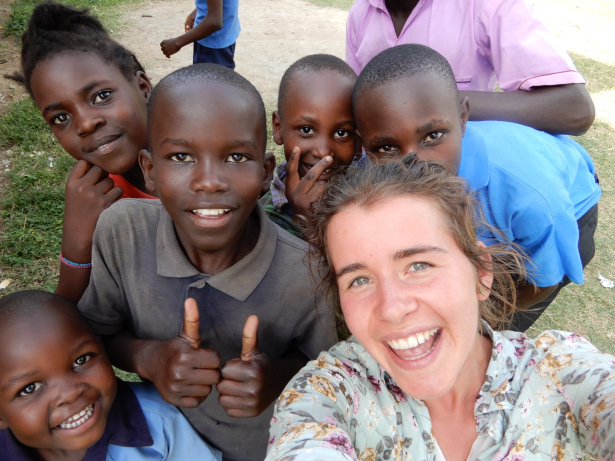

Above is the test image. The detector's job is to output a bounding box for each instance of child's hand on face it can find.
[285,147,333,218]
[62,160,122,262]
[217,316,281,418]
[160,38,182,58]
[144,299,221,408]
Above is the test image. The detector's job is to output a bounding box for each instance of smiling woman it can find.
[265,155,615,461]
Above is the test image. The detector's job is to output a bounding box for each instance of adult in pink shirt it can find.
[346,0,595,135]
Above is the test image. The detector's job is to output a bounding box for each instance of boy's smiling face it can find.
[0,303,116,455]
[30,52,151,175]
[355,74,469,174]
[273,70,357,181]
[141,81,272,266]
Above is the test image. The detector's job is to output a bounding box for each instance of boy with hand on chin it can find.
[78,64,336,461]
[352,44,601,332]
[262,54,358,237]
[0,290,220,461]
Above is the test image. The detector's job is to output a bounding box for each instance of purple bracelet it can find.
[60,253,92,269]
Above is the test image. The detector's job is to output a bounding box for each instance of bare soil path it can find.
[118,0,347,103]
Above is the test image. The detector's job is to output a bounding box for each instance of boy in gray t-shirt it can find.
[78,64,337,461]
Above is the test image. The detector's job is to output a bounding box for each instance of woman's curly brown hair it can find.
[301,154,532,331]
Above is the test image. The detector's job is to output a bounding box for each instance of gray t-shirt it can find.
[79,199,337,461]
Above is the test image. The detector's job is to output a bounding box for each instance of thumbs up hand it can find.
[143,298,221,408]
[218,315,281,418]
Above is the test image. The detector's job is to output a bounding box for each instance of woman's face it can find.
[327,195,492,400]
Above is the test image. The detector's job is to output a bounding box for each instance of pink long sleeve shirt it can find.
[346,0,585,91]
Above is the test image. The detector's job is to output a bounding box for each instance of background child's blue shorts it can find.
[193,42,236,69]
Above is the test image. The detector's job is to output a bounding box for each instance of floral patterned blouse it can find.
[266,324,615,461]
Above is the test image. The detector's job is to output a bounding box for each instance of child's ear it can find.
[139,149,157,194]
[271,111,284,146]
[261,152,276,195]
[135,71,153,103]
[459,96,470,137]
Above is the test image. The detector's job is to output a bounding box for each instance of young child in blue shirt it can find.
[160,0,239,69]
[0,290,220,461]
[352,44,601,331]
[262,54,358,237]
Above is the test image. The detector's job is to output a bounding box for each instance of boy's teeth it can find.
[323,168,331,174]
[387,328,439,350]
[96,143,108,150]
[192,209,230,216]
[58,404,94,429]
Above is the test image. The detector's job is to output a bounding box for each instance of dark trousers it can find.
[510,202,599,332]
[193,42,236,69]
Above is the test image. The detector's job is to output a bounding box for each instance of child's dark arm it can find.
[102,299,222,408]
[217,316,309,418]
[461,83,594,136]
[55,161,122,304]
[160,0,223,58]
[515,280,559,310]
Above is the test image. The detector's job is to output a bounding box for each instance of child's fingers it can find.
[189,348,222,371]
[285,147,301,179]
[180,298,201,348]
[106,185,123,203]
[301,156,333,187]
[67,159,92,180]
[241,315,260,361]
[82,164,109,184]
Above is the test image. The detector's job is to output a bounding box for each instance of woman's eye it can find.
[423,131,443,144]
[227,153,248,163]
[375,145,399,155]
[409,262,430,272]
[19,382,43,397]
[170,153,194,162]
[334,130,350,139]
[51,113,71,125]
[299,127,315,135]
[93,90,112,104]
[350,276,372,288]
[74,354,92,368]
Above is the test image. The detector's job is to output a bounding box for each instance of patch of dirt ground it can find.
[118,0,347,103]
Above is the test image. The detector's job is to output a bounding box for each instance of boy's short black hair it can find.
[278,54,357,115]
[353,44,458,110]
[16,1,144,96]
[0,290,89,329]
[147,63,267,152]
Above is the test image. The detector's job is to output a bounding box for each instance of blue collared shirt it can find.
[0,380,221,461]
[195,0,240,48]
[459,121,601,287]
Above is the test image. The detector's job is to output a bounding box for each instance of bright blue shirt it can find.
[195,0,240,48]
[459,121,601,287]
[0,380,221,461]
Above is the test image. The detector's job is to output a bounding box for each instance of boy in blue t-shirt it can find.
[0,290,221,461]
[352,44,601,331]
[160,0,239,69]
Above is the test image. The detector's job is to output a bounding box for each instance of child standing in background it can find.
[17,2,156,304]
[346,0,595,135]
[160,0,239,69]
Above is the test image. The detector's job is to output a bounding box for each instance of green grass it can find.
[3,0,144,38]
[0,99,72,292]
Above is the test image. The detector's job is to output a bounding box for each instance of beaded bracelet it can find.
[60,253,92,269]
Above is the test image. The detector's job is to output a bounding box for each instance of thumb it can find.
[241,315,260,361]
[180,298,201,348]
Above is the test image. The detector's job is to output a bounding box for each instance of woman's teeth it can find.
[387,328,439,350]
[191,209,231,216]
[58,404,94,429]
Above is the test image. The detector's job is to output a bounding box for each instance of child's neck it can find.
[179,212,261,276]
[37,447,87,461]
[385,0,421,36]
[122,161,152,196]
